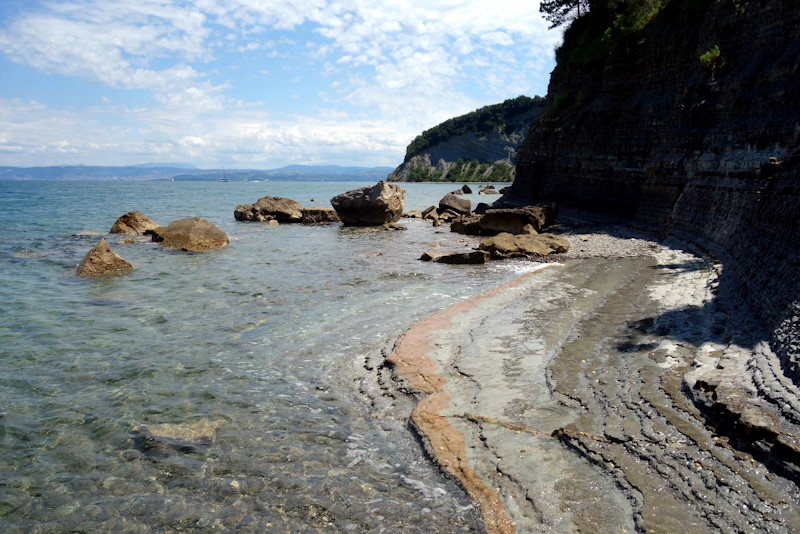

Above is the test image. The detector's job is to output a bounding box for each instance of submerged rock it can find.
[330,181,405,226]
[132,419,227,453]
[76,238,132,276]
[301,207,340,224]
[420,250,490,264]
[158,217,229,252]
[110,210,161,236]
[479,232,569,258]
[234,196,303,223]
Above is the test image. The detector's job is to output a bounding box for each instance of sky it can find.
[0,0,562,169]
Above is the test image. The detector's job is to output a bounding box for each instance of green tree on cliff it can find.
[540,0,590,28]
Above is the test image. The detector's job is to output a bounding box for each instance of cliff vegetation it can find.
[388,95,545,182]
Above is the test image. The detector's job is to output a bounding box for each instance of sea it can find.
[0,180,539,532]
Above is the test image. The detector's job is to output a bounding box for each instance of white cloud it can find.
[0,0,560,166]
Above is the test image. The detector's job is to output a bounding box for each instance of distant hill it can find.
[388,95,546,182]
[0,164,393,182]
[0,165,214,181]
[132,162,198,169]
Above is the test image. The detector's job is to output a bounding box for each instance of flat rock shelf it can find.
[364,240,800,533]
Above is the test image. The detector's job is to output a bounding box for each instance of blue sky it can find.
[0,0,561,168]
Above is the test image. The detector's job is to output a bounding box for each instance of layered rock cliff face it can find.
[511,0,800,383]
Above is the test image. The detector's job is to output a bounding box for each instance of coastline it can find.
[365,211,800,533]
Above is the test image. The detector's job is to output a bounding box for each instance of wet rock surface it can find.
[369,221,800,533]
[234,196,303,223]
[109,210,161,236]
[419,250,489,265]
[158,217,229,252]
[301,207,340,224]
[76,238,132,276]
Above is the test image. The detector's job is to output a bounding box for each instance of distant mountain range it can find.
[0,164,394,182]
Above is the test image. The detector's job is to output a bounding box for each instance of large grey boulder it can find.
[110,211,161,235]
[439,193,471,216]
[76,238,132,276]
[158,217,229,252]
[330,181,405,226]
[478,232,569,258]
[234,196,303,222]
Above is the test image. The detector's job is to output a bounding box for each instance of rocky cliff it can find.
[510,0,800,384]
[389,96,546,182]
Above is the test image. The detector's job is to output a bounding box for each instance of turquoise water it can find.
[0,180,535,532]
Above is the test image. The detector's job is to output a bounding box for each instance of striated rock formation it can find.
[234,196,303,223]
[158,217,229,252]
[76,238,132,276]
[330,181,405,226]
[110,210,161,236]
[511,0,800,385]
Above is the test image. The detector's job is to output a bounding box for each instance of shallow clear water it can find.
[0,180,535,532]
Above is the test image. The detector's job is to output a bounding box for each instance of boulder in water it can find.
[330,181,405,226]
[158,217,229,252]
[420,250,490,264]
[438,193,471,216]
[76,238,132,276]
[234,196,303,222]
[301,207,340,224]
[110,211,161,236]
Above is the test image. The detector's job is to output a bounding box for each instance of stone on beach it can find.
[76,238,132,276]
[479,232,569,258]
[234,196,303,223]
[158,217,229,252]
[419,250,490,264]
[110,210,161,236]
[330,181,405,226]
[451,205,559,236]
[438,193,471,216]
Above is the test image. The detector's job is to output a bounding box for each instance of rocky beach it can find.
[360,208,800,533]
